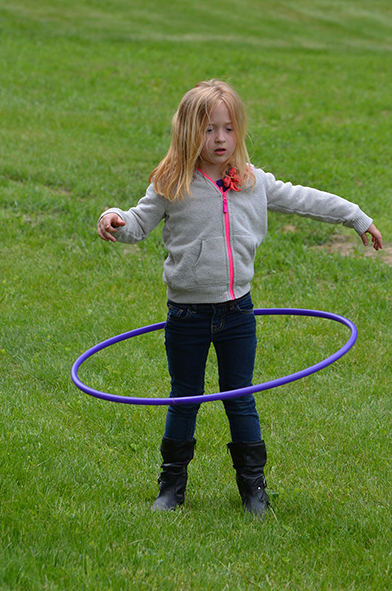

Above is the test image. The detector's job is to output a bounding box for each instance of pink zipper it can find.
[198,169,235,300]
[222,192,235,300]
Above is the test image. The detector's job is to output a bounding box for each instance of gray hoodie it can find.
[100,166,372,304]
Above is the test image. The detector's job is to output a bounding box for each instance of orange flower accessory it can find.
[223,167,241,192]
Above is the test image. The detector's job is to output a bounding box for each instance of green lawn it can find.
[1,1,392,589]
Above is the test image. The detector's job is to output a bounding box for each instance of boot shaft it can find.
[227,440,269,517]
[227,440,267,476]
[160,436,196,468]
[151,437,196,512]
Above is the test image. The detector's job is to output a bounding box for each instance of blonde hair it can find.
[149,79,255,200]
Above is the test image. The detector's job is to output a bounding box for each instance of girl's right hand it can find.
[97,213,126,242]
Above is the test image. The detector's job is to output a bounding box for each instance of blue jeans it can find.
[163,292,262,443]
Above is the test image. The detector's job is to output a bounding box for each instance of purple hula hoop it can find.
[71,308,357,406]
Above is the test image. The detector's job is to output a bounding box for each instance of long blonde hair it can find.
[149,80,255,200]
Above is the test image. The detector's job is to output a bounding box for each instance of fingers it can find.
[370,225,383,250]
[97,214,125,242]
[361,223,383,251]
[361,233,369,247]
[373,237,383,250]
[97,218,116,242]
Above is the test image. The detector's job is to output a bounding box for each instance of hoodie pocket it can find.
[193,236,227,286]
[231,235,257,284]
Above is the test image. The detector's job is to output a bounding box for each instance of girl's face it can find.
[199,102,237,179]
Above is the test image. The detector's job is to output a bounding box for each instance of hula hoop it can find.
[71,309,357,406]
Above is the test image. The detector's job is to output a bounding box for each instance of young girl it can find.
[97,80,382,517]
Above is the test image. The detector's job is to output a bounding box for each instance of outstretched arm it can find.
[361,223,383,251]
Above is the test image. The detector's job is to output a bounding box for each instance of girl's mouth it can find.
[215,148,226,155]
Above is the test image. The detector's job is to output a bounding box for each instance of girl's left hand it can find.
[361,223,383,250]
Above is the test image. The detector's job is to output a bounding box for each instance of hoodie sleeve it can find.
[98,183,167,244]
[262,170,372,236]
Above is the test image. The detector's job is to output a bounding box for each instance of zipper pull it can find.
[223,193,228,213]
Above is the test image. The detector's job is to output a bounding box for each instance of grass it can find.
[1,1,392,589]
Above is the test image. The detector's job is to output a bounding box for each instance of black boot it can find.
[151,437,196,511]
[227,440,269,517]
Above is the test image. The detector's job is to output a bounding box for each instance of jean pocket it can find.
[167,302,194,321]
[234,293,254,314]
